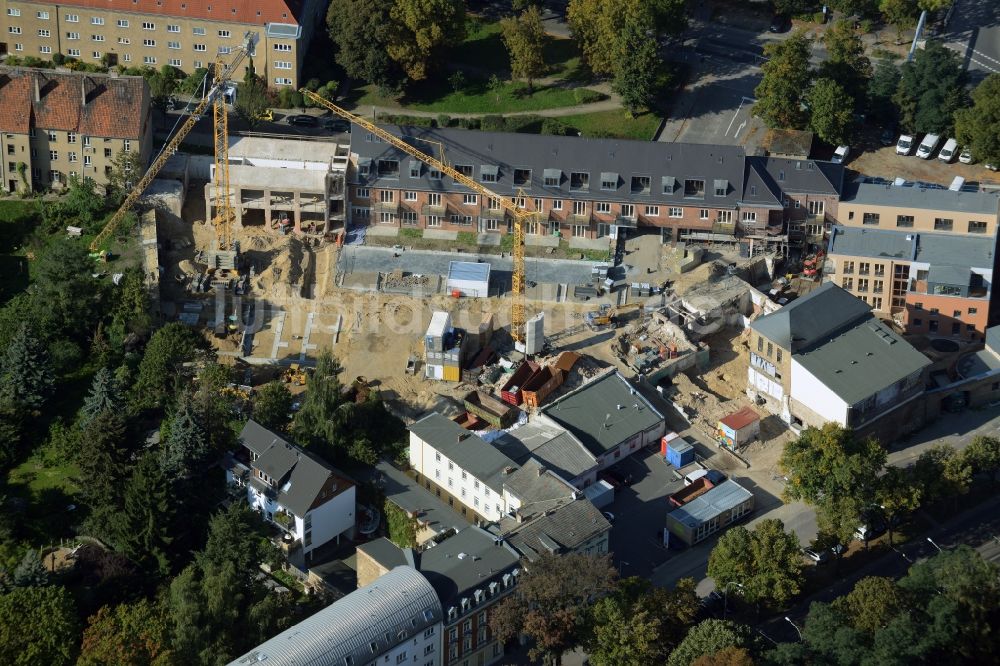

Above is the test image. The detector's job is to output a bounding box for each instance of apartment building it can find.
[228,565,444,666]
[357,527,521,666]
[826,181,1000,340]
[827,226,995,341]
[743,155,842,247]
[748,283,930,435]
[0,0,326,87]
[0,66,151,192]
[348,127,844,242]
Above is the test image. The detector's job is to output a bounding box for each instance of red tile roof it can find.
[719,406,760,432]
[31,0,302,25]
[0,69,148,139]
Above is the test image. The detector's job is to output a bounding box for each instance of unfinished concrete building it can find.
[206,135,348,236]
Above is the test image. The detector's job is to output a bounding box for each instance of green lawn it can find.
[354,80,605,114]
[558,109,663,140]
[461,18,510,75]
[0,199,37,302]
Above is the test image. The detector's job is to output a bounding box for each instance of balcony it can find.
[613,215,637,228]
[374,200,400,212]
[569,213,591,224]
[421,203,447,215]
[712,221,736,235]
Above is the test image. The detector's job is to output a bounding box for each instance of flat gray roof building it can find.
[827,225,996,269]
[666,480,755,546]
[750,282,872,351]
[841,180,1000,215]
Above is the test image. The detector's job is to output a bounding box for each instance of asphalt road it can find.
[941,0,1000,80]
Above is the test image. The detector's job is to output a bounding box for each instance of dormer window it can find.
[662,176,675,194]
[714,179,728,196]
[513,168,531,186]
[456,164,473,178]
[543,169,561,187]
[630,176,650,195]
[570,171,589,191]
[600,172,618,190]
[409,160,420,178]
[481,165,499,183]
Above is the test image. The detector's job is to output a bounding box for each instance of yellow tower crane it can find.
[89,33,258,257]
[299,89,532,342]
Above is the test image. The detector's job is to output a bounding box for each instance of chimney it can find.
[81,77,87,106]
[33,74,40,103]
[536,466,546,477]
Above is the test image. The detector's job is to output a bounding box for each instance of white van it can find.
[938,138,958,163]
[917,134,940,159]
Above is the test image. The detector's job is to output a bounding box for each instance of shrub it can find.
[52,53,66,66]
[437,114,453,128]
[480,115,507,131]
[540,118,570,135]
[573,89,605,104]
[813,11,826,23]
[458,118,481,130]
[859,18,875,33]
[448,70,466,93]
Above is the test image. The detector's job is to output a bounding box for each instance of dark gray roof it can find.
[374,460,469,536]
[741,159,784,209]
[239,420,346,517]
[668,480,754,528]
[409,413,518,492]
[750,282,871,351]
[749,156,843,195]
[541,372,664,457]
[416,526,521,610]
[357,537,414,570]
[503,498,611,561]
[351,126,747,207]
[927,264,971,286]
[794,315,930,406]
[228,565,441,666]
[503,459,578,515]
[842,180,1000,215]
[493,420,597,481]
[827,226,995,270]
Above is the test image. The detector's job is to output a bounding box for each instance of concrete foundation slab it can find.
[366,227,400,237]
[569,237,612,251]
[423,229,459,240]
[525,235,560,247]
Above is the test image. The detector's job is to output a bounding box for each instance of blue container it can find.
[666,439,695,469]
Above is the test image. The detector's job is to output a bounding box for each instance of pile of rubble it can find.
[382,269,431,289]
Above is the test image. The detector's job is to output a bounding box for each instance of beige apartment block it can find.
[0,66,151,192]
[836,180,1000,237]
[0,0,327,88]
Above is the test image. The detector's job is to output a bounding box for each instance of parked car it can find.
[769,14,791,32]
[599,468,631,488]
[938,137,958,163]
[684,469,727,486]
[958,147,973,164]
[854,516,887,541]
[287,114,318,126]
[879,125,897,146]
[917,133,940,159]
[602,511,616,524]
[831,145,850,164]
[324,118,350,133]
[802,547,830,564]
[896,134,915,156]
[987,163,998,171]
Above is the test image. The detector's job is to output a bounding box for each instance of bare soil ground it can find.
[848,144,1000,189]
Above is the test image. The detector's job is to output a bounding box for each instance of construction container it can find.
[583,480,614,509]
[500,360,540,406]
[442,365,461,382]
[716,407,761,451]
[521,366,563,409]
[463,390,517,428]
[425,363,444,380]
[668,477,716,508]
[425,311,452,352]
[665,437,695,468]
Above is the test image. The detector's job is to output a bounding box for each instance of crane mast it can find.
[299,89,529,342]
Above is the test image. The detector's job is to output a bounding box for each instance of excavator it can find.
[585,302,644,331]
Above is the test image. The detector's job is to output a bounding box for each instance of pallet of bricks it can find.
[424,311,465,382]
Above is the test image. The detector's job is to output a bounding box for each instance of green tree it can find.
[912,443,971,507]
[650,0,688,35]
[146,67,178,114]
[327,0,405,93]
[113,452,175,576]
[0,322,54,413]
[867,59,901,123]
[585,577,700,666]
[955,74,1000,167]
[772,0,810,13]
[707,518,804,610]
[666,619,759,666]
[43,173,107,234]
[384,499,418,548]
[105,150,145,208]
[0,585,79,665]
[880,0,919,41]
[234,75,270,131]
[691,646,755,666]
[191,362,237,454]
[567,0,621,76]
[132,323,208,409]
[780,424,886,545]
[613,3,659,117]
[387,0,466,82]
[160,396,209,479]
[754,31,813,129]
[490,553,618,665]
[894,40,966,134]
[80,367,124,428]
[291,350,347,451]
[252,381,293,432]
[501,6,547,93]
[12,549,48,587]
[808,77,855,146]
[33,237,104,339]
[78,598,175,666]
[874,466,922,545]
[107,268,153,355]
[78,410,131,539]
[831,576,905,634]
[488,73,504,102]
[820,20,872,108]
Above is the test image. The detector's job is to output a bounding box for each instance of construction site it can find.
[100,35,818,469]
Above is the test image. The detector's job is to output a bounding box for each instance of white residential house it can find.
[408,413,517,524]
[228,420,356,557]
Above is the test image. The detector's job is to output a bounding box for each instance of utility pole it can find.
[908,11,928,62]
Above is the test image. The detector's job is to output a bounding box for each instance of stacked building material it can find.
[424,311,466,382]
